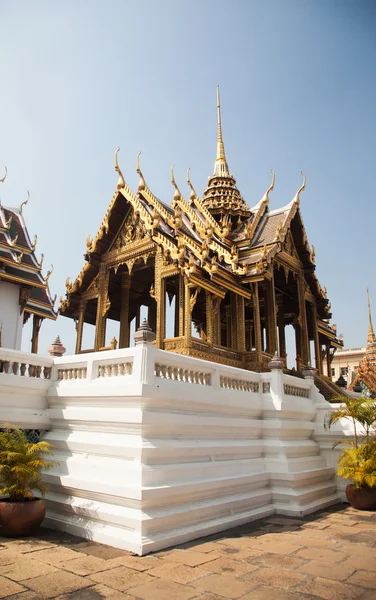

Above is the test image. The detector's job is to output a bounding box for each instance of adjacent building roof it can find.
[0,170,57,321]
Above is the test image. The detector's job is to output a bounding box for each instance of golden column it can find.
[75,299,87,354]
[31,315,42,354]
[277,296,286,360]
[155,249,166,348]
[253,282,262,366]
[311,302,322,374]
[184,280,193,349]
[237,295,246,354]
[268,275,278,355]
[205,291,214,350]
[119,273,131,348]
[94,263,109,351]
[297,274,310,366]
[326,343,332,380]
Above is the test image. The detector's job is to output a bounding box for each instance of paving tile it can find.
[107,555,160,571]
[298,560,356,581]
[255,541,301,555]
[301,521,330,530]
[126,578,197,599]
[0,556,58,581]
[59,555,113,576]
[295,546,347,563]
[89,566,155,591]
[0,549,19,566]
[247,567,306,589]
[239,587,304,600]
[186,541,223,553]
[253,552,304,570]
[1,538,57,553]
[193,595,229,600]
[201,556,258,576]
[340,555,376,572]
[164,549,221,567]
[257,532,301,544]
[193,573,260,599]
[347,569,376,589]
[56,584,135,599]
[220,537,262,550]
[2,592,41,600]
[24,570,92,599]
[146,561,208,584]
[80,544,128,560]
[207,544,264,560]
[0,576,27,599]
[296,576,363,600]
[28,546,83,565]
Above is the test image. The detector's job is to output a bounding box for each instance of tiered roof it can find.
[61,88,334,330]
[0,168,57,321]
[349,290,376,395]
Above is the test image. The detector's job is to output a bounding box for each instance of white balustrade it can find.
[0,348,52,379]
[154,363,211,385]
[220,375,259,393]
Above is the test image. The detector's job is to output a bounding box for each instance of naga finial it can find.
[20,191,30,215]
[10,231,18,245]
[261,170,275,204]
[136,151,146,191]
[32,234,38,251]
[16,251,24,264]
[294,171,306,204]
[39,253,44,268]
[171,165,182,202]
[114,148,125,189]
[0,166,7,184]
[44,264,53,283]
[5,214,13,229]
[186,168,197,202]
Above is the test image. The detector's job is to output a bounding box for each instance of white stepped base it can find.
[44,503,275,555]
[274,493,341,517]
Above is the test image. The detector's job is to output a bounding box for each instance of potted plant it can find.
[325,397,376,510]
[0,425,55,536]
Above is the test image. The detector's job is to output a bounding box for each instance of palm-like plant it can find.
[0,426,55,501]
[337,441,376,489]
[325,397,376,490]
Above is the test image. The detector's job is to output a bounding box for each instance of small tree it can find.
[0,426,55,501]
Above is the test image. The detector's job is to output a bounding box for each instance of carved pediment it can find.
[113,211,148,250]
[284,231,300,260]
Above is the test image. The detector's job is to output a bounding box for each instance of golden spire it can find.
[214,85,229,177]
[367,288,376,345]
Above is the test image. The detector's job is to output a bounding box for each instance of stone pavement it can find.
[0,504,375,600]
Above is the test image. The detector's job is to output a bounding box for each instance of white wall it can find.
[0,281,24,351]
[1,343,352,555]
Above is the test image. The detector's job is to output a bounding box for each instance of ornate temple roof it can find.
[349,290,376,396]
[0,168,57,321]
[60,90,334,330]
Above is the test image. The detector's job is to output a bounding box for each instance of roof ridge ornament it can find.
[114,148,125,189]
[0,166,7,184]
[186,168,197,202]
[293,171,306,205]
[44,264,53,283]
[171,165,182,202]
[20,191,30,215]
[136,151,146,191]
[261,170,275,204]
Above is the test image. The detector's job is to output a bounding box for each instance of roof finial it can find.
[171,165,182,202]
[367,287,376,345]
[214,85,229,177]
[20,191,30,215]
[186,168,197,202]
[114,148,125,189]
[0,166,7,184]
[136,151,146,191]
[293,171,306,204]
[261,170,275,203]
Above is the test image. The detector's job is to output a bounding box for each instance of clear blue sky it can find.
[1,0,375,355]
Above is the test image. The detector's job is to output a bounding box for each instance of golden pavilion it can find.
[60,88,342,384]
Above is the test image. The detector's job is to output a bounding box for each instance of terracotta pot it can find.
[345,484,376,511]
[0,498,46,537]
